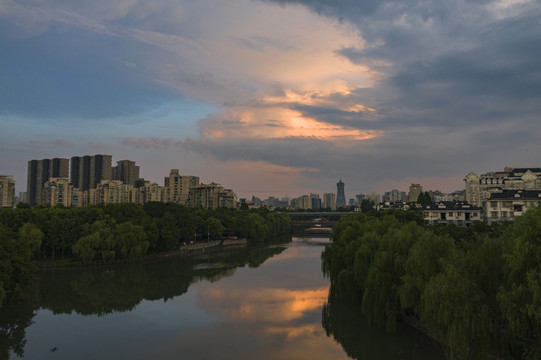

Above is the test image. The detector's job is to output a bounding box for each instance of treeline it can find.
[0,203,291,304]
[322,208,541,359]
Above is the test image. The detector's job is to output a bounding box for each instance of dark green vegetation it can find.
[0,203,291,307]
[322,207,541,359]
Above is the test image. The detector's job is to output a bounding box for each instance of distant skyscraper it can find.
[0,175,16,208]
[295,195,312,210]
[310,193,321,209]
[113,160,140,186]
[409,184,423,202]
[336,179,346,208]
[70,154,112,191]
[27,158,69,205]
[323,193,336,210]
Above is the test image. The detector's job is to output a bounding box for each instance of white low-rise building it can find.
[484,190,541,224]
[423,201,482,226]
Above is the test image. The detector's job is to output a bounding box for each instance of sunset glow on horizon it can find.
[1,0,540,199]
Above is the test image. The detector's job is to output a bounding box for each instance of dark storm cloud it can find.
[266,0,541,140]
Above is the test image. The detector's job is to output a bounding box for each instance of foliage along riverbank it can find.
[0,203,291,306]
[322,207,541,360]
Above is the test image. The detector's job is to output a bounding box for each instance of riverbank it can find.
[37,238,248,268]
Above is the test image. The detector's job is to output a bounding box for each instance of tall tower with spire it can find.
[336,179,346,208]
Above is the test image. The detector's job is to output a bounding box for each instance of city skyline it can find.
[2,1,540,199]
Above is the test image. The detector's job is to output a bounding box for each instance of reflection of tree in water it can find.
[38,243,288,316]
[0,282,38,360]
[0,242,288,358]
[39,260,194,315]
[322,287,445,360]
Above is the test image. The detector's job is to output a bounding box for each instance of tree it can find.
[17,223,43,260]
[72,233,100,263]
[498,206,541,348]
[206,217,225,239]
[416,191,433,206]
[114,223,149,262]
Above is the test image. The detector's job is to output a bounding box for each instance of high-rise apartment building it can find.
[112,160,140,186]
[323,193,336,210]
[408,184,422,203]
[383,189,404,202]
[43,177,72,207]
[310,193,321,209]
[336,179,346,208]
[0,175,16,208]
[367,192,381,204]
[165,169,200,205]
[27,158,69,205]
[190,182,237,209]
[70,154,112,191]
[295,195,312,210]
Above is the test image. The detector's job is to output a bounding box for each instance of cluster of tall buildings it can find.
[4,160,541,225]
[22,154,237,209]
[248,180,344,211]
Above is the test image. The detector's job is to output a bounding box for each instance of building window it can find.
[491,211,498,218]
[491,202,498,209]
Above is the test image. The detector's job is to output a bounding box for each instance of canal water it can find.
[2,237,445,360]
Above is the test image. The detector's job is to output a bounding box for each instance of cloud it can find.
[50,138,71,147]
[121,136,182,150]
[2,0,541,196]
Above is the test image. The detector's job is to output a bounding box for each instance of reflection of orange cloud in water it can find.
[199,287,328,323]
[266,324,321,339]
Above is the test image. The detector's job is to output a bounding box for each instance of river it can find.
[1,237,445,360]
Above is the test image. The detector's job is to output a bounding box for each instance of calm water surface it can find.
[3,237,445,360]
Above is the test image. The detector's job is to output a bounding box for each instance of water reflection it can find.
[0,284,38,360]
[198,287,328,323]
[322,290,445,359]
[0,243,287,359]
[1,237,445,360]
[153,237,348,360]
[37,244,287,316]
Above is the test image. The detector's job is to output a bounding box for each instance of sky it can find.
[1,0,540,200]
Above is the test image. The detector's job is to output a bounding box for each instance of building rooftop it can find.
[507,168,541,178]
[422,201,482,211]
[488,190,541,200]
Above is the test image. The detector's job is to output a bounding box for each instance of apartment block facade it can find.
[43,177,72,207]
[165,169,200,205]
[323,193,336,210]
[27,158,69,205]
[484,190,541,224]
[0,175,16,208]
[112,160,140,186]
[70,154,112,191]
[465,167,541,207]
[190,183,237,209]
[423,201,482,226]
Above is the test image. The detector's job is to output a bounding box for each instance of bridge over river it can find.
[287,212,354,236]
